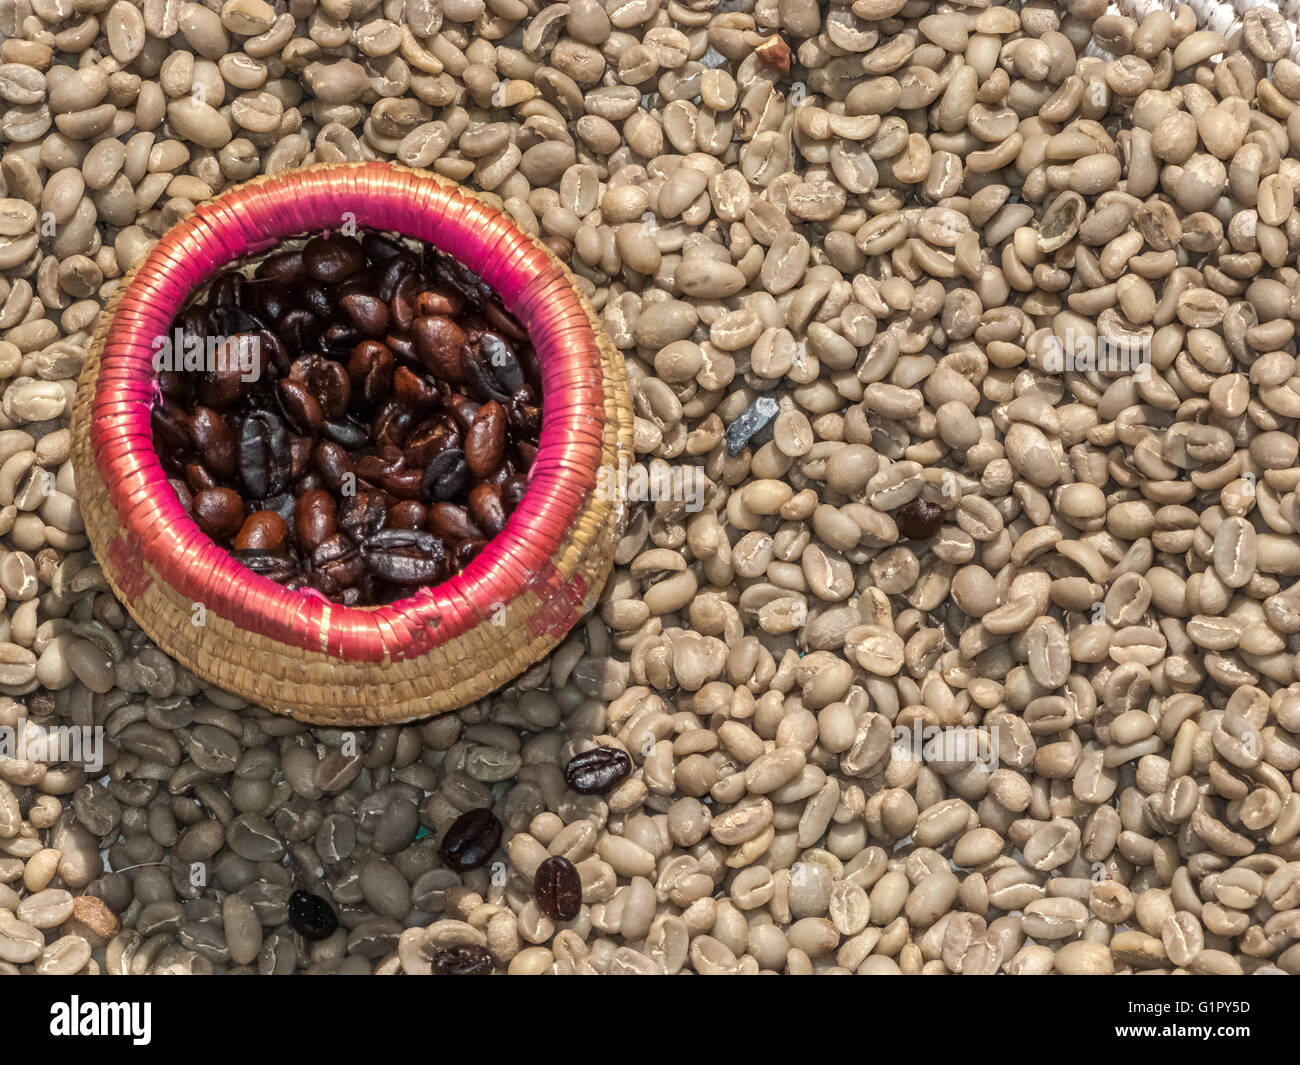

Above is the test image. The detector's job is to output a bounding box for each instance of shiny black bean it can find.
[563,746,633,794]
[534,855,581,921]
[438,808,501,872]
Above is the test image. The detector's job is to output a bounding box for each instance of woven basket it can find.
[71,161,634,726]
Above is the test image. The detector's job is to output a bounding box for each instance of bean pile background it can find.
[2,0,1300,975]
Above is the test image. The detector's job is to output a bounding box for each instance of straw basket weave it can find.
[71,161,634,726]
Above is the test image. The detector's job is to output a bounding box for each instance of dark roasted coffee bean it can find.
[238,409,290,498]
[254,248,305,282]
[478,333,525,394]
[501,475,527,515]
[340,491,389,541]
[196,337,262,408]
[484,300,526,342]
[234,509,289,553]
[258,492,296,529]
[235,549,298,582]
[303,232,365,283]
[406,418,460,468]
[450,538,486,571]
[387,500,428,530]
[534,855,581,921]
[392,366,440,411]
[361,231,406,264]
[294,490,338,553]
[289,434,314,480]
[287,890,338,940]
[463,345,511,404]
[355,450,404,488]
[444,392,480,432]
[152,404,192,454]
[468,483,507,537]
[374,401,416,450]
[430,944,493,975]
[414,315,468,382]
[361,528,445,583]
[312,440,354,491]
[416,289,460,317]
[312,533,365,590]
[158,369,191,402]
[185,460,220,494]
[380,468,424,501]
[390,274,419,332]
[320,323,362,358]
[384,332,417,362]
[438,808,501,872]
[276,307,321,353]
[170,478,193,513]
[508,399,542,438]
[376,254,415,302]
[348,340,394,408]
[321,417,369,449]
[428,503,484,542]
[420,449,470,503]
[564,746,633,794]
[465,401,506,478]
[306,359,351,420]
[896,499,943,540]
[276,378,324,434]
[340,291,390,337]
[192,488,245,541]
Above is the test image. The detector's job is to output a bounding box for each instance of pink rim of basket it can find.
[91,161,605,663]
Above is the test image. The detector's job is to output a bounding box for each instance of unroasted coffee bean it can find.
[153,228,543,605]
[287,890,338,941]
[430,944,493,975]
[896,500,943,540]
[534,855,582,921]
[564,746,633,794]
[438,808,502,872]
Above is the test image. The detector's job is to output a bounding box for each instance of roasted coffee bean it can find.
[451,539,487,570]
[465,402,506,478]
[340,492,390,542]
[428,503,484,542]
[154,228,542,605]
[534,855,582,921]
[469,484,507,537]
[192,488,245,541]
[421,449,471,503]
[340,291,390,337]
[896,499,944,540]
[303,233,365,283]
[414,316,468,382]
[321,418,370,450]
[287,890,338,941]
[238,410,290,499]
[348,340,395,408]
[438,808,502,872]
[563,746,633,794]
[276,379,324,434]
[294,491,338,553]
[190,407,238,480]
[236,550,299,582]
[152,405,192,454]
[430,944,493,975]
[306,360,351,420]
[361,528,446,584]
[234,510,289,553]
[388,501,428,530]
